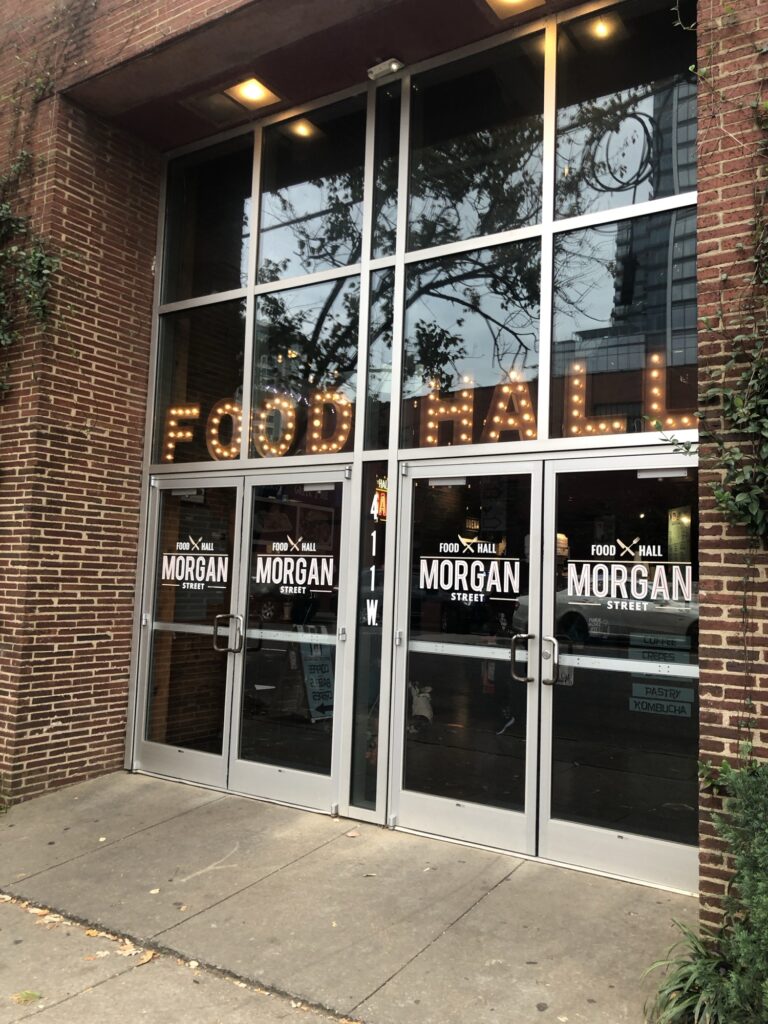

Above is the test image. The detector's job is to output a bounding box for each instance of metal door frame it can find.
[133,473,246,788]
[227,465,355,814]
[388,455,544,854]
[538,451,699,892]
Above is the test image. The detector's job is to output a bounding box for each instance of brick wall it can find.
[696,0,768,925]
[0,85,161,800]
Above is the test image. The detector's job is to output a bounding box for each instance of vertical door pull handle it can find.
[232,614,244,654]
[542,635,559,686]
[338,626,347,642]
[510,633,534,683]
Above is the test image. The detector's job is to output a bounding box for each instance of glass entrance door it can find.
[389,462,543,852]
[539,458,699,890]
[137,478,243,787]
[228,471,352,811]
[391,455,699,890]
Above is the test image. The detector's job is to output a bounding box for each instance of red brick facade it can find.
[695,0,768,926]
[1,0,767,913]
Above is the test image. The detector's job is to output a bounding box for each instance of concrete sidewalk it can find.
[0,773,696,1023]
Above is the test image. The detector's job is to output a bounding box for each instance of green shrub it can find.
[646,761,768,1024]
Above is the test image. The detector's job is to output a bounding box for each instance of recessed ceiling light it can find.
[483,0,545,19]
[224,77,281,110]
[285,118,319,140]
[588,13,621,40]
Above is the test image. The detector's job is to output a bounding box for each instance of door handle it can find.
[510,633,534,683]
[213,614,243,653]
[542,635,559,686]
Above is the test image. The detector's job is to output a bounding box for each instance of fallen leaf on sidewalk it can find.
[115,942,139,957]
[11,991,42,1006]
[85,929,101,937]
[0,895,12,903]
[188,960,199,970]
[345,829,360,838]
[27,907,49,916]
[136,950,155,966]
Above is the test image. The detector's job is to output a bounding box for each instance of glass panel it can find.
[365,269,394,450]
[408,34,544,251]
[239,481,343,775]
[258,97,366,282]
[555,1,696,219]
[405,652,527,811]
[250,277,359,459]
[162,137,253,302]
[153,300,246,465]
[550,468,699,844]
[551,210,696,439]
[145,487,236,753]
[372,83,401,259]
[401,242,540,449]
[403,473,532,811]
[350,462,389,809]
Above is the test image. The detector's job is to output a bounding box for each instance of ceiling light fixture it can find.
[224,77,281,110]
[367,57,404,81]
[483,0,545,19]
[287,118,318,139]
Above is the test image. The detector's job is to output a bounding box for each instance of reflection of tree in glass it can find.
[556,77,693,217]
[403,243,540,395]
[407,118,543,251]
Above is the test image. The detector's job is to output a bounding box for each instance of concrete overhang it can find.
[62,0,570,150]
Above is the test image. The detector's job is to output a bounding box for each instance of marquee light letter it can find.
[421,378,474,446]
[205,400,243,460]
[481,372,537,442]
[309,391,353,453]
[644,353,695,430]
[253,395,297,458]
[163,405,200,462]
[566,362,627,436]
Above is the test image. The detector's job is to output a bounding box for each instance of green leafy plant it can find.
[0,151,58,371]
[646,762,768,1023]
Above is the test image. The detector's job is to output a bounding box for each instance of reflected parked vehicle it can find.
[512,585,698,648]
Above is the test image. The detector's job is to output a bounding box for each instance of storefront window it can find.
[556,1,697,219]
[250,277,359,458]
[365,269,395,450]
[400,241,540,449]
[153,300,246,464]
[162,137,253,303]
[258,97,366,282]
[550,209,696,438]
[372,83,401,260]
[408,34,544,251]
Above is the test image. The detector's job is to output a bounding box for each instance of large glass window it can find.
[550,209,696,439]
[258,97,366,282]
[400,241,540,449]
[555,2,696,219]
[408,35,544,251]
[250,277,359,459]
[155,1,696,466]
[153,300,246,464]
[162,137,253,303]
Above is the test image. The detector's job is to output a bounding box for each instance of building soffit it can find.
[61,0,576,150]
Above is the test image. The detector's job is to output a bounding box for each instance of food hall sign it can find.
[161,536,229,592]
[420,535,520,604]
[254,536,334,596]
[567,537,693,613]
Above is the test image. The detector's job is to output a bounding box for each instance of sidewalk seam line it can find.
[347,858,527,1015]
[149,828,350,940]
[1,792,227,887]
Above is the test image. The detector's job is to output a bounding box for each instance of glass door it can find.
[389,461,543,852]
[228,470,352,811]
[136,478,244,787]
[539,457,699,891]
